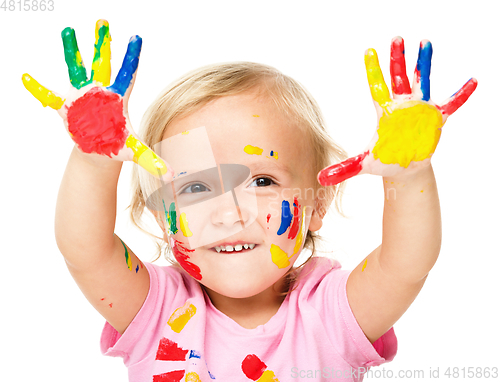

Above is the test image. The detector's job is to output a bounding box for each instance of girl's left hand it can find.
[318,37,477,186]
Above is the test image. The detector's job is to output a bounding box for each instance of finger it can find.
[90,19,112,86]
[22,73,65,110]
[437,78,478,117]
[108,36,142,97]
[125,135,173,181]
[317,151,369,186]
[61,27,89,89]
[390,36,411,96]
[412,40,432,101]
[365,49,391,108]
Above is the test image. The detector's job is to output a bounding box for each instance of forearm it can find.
[378,165,442,283]
[55,146,123,269]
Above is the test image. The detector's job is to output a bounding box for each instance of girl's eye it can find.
[250,177,275,187]
[181,183,209,194]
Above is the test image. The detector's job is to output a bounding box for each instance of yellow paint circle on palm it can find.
[373,101,443,168]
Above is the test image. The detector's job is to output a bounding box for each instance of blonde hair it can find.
[129,61,347,289]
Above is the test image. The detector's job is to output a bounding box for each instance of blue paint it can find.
[277,200,293,235]
[189,350,201,359]
[416,41,432,101]
[270,150,274,156]
[108,35,142,96]
[135,264,139,273]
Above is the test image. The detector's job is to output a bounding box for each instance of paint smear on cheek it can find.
[241,354,267,380]
[271,244,290,269]
[66,87,128,156]
[171,238,202,280]
[287,197,301,240]
[167,202,179,234]
[179,212,193,237]
[277,200,292,235]
[362,259,368,271]
[292,206,307,256]
[167,301,197,333]
[244,145,264,155]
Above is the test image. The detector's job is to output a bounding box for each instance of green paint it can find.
[89,24,109,83]
[168,202,178,234]
[119,238,133,271]
[61,27,89,89]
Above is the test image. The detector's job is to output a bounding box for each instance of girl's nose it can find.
[211,201,251,228]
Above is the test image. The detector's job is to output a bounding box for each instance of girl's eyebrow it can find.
[248,160,292,177]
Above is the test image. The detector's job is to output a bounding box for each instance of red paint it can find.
[318,151,369,186]
[155,337,189,361]
[170,238,202,281]
[390,38,411,95]
[109,303,113,308]
[241,354,267,380]
[287,197,301,240]
[266,214,271,223]
[100,298,105,301]
[67,87,128,157]
[438,78,477,116]
[153,370,185,382]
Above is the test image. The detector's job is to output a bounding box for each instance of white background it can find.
[1,0,499,381]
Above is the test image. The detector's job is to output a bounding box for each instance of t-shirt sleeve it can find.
[310,260,397,368]
[100,261,187,365]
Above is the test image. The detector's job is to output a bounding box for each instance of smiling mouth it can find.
[212,244,257,253]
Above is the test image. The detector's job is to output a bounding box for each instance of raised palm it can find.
[318,37,477,186]
[22,19,173,180]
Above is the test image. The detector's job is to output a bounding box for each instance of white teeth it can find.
[213,244,256,252]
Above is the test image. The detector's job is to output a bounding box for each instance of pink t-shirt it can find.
[101,256,397,381]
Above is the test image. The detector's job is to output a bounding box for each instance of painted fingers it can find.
[107,35,142,97]
[21,74,65,110]
[437,78,478,117]
[364,48,392,108]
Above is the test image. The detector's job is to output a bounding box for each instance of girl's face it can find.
[154,90,324,298]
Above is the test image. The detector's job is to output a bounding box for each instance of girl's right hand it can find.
[22,19,174,181]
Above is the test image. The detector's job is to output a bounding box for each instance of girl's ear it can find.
[309,198,327,232]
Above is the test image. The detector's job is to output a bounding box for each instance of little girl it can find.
[23,20,476,382]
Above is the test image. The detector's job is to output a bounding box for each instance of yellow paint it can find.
[244,145,263,155]
[179,212,193,237]
[22,74,65,110]
[364,48,391,108]
[185,372,202,381]
[182,131,189,135]
[125,135,169,177]
[91,20,111,86]
[257,370,280,382]
[372,102,442,167]
[271,244,290,269]
[362,259,367,272]
[167,301,197,333]
[292,206,307,256]
[253,115,260,117]
[271,151,278,160]
[420,190,424,193]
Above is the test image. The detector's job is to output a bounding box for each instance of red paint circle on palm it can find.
[67,87,128,157]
